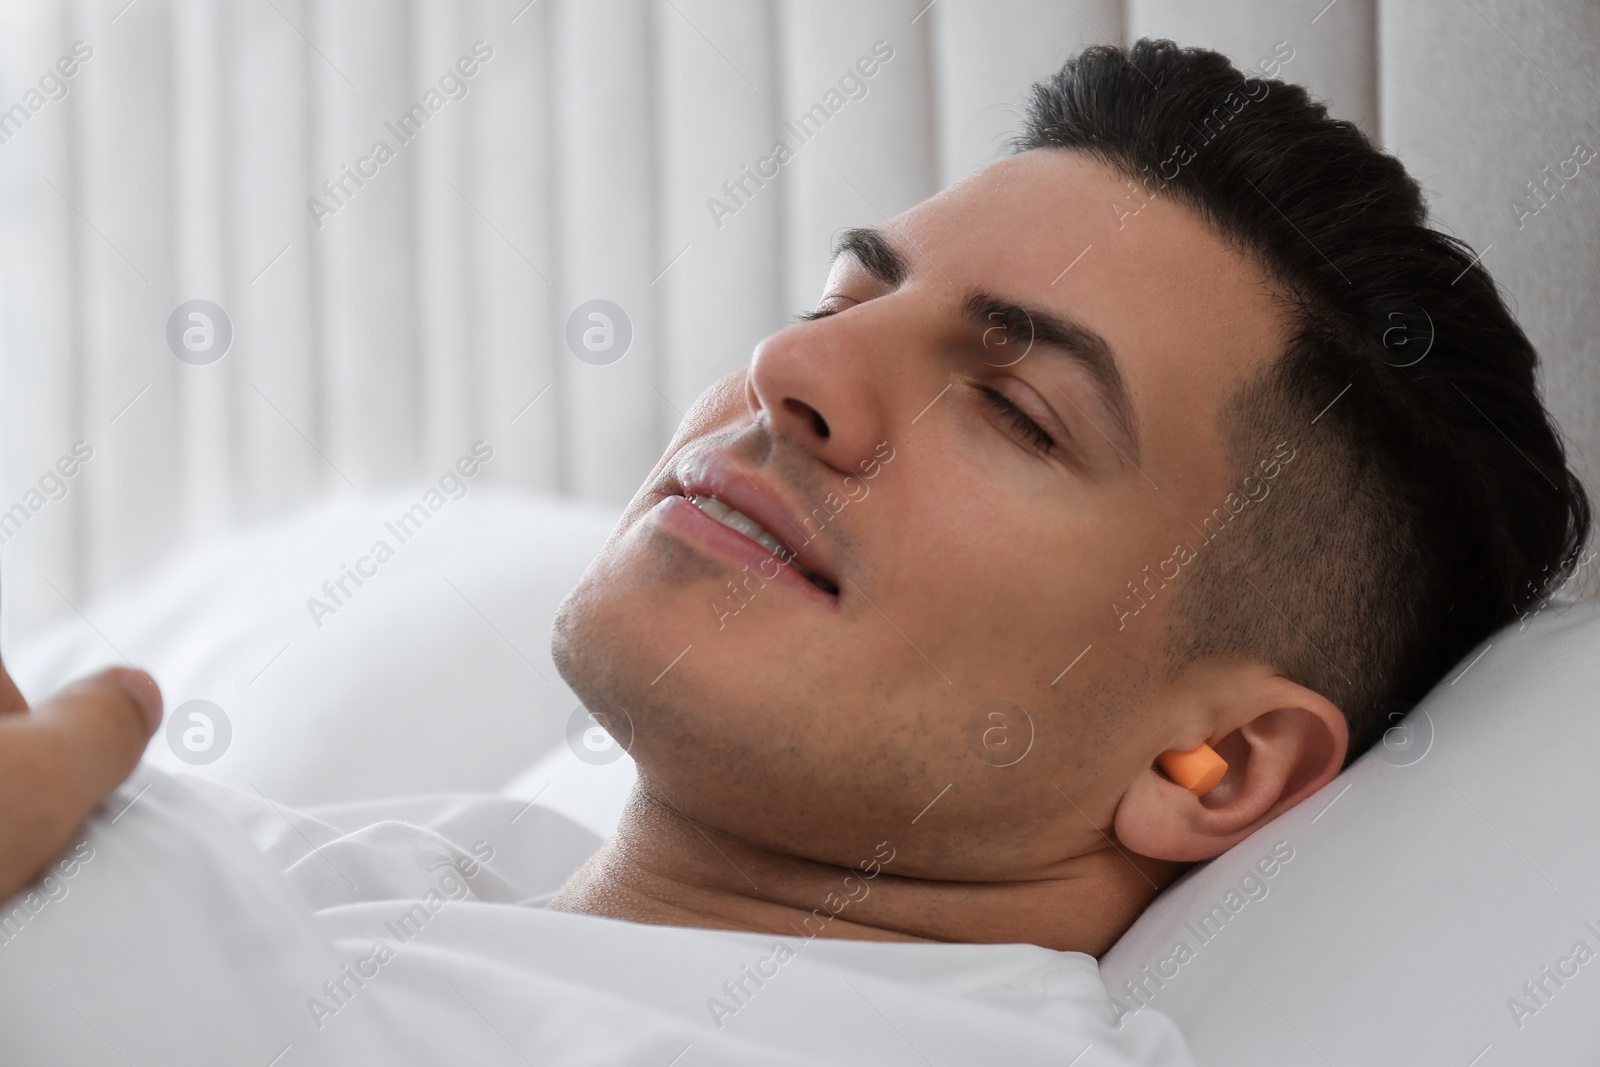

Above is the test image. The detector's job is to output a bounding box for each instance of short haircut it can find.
[1016,39,1592,762]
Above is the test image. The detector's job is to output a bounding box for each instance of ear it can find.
[1113,663,1348,863]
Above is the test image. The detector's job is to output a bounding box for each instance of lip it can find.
[657,450,841,606]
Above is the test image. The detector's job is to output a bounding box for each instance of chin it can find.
[549,533,697,722]
[549,584,589,696]
[549,567,635,721]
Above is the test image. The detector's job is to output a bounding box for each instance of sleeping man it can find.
[0,38,1589,1066]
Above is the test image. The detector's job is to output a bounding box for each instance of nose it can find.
[745,313,895,475]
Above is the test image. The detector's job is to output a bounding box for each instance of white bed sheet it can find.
[0,766,1195,1067]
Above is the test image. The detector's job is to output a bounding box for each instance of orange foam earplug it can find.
[1159,743,1228,795]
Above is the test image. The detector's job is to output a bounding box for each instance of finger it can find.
[0,651,29,714]
[30,666,163,796]
[0,667,162,900]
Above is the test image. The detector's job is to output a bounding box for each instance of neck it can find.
[549,785,1185,955]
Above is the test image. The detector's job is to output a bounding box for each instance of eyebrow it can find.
[828,226,1139,462]
[832,227,908,288]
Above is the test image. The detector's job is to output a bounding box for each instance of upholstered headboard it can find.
[1,0,1594,634]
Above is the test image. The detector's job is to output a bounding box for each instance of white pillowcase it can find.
[8,489,620,806]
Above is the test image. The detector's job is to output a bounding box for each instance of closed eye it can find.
[796,305,1060,456]
[795,305,846,323]
[977,384,1055,453]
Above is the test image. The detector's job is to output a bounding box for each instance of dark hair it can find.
[1016,39,1592,763]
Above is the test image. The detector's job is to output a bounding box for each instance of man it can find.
[0,38,1589,1065]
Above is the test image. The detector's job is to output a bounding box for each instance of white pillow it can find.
[1101,598,1600,1064]
[502,738,639,842]
[8,489,620,806]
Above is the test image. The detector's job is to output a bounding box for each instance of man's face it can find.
[553,149,1292,879]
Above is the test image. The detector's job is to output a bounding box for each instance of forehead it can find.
[881,148,1292,492]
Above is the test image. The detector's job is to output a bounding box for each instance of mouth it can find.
[682,492,839,595]
[654,449,843,604]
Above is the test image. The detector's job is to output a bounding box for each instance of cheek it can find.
[897,464,1067,618]
[918,485,1166,692]
[618,370,749,522]
[675,369,749,445]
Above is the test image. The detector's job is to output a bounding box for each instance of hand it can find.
[0,653,162,901]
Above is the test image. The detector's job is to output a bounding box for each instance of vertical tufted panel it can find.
[778,0,939,315]
[232,0,323,523]
[551,0,661,503]
[0,0,85,626]
[72,1,183,598]
[311,0,422,492]
[930,0,1123,186]
[655,0,784,430]
[467,0,561,494]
